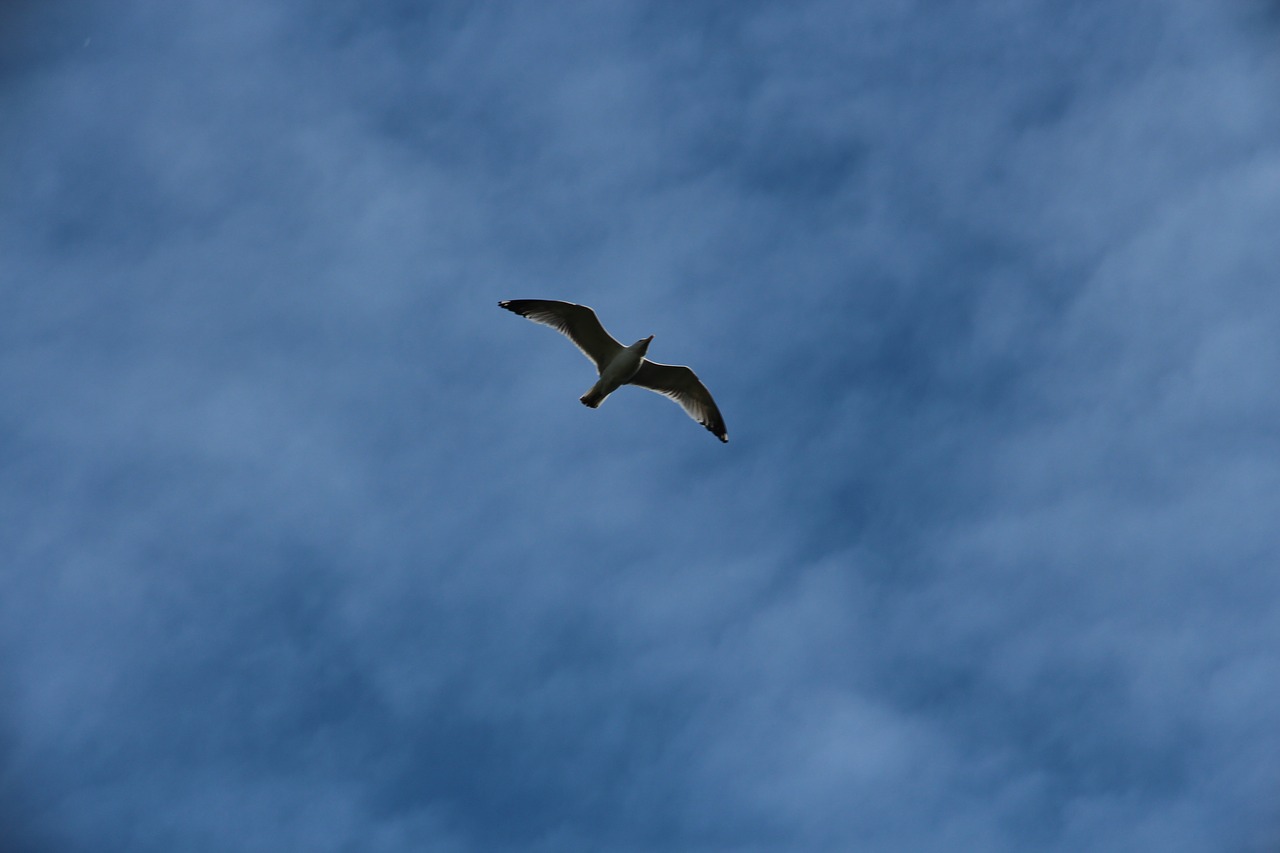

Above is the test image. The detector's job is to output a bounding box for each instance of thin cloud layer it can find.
[3,1,1279,851]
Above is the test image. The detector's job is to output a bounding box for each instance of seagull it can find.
[499,299,728,443]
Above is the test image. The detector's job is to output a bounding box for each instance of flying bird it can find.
[499,299,728,443]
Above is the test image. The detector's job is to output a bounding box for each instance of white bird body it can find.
[580,335,652,408]
[499,299,728,442]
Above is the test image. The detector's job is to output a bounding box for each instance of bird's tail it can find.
[580,387,604,408]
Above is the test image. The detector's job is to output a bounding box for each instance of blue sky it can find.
[3,1,1280,850]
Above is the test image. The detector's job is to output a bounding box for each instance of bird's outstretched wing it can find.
[630,360,728,443]
[498,299,623,373]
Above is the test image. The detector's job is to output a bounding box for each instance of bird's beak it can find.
[645,335,654,343]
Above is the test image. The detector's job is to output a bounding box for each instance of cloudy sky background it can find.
[3,1,1280,850]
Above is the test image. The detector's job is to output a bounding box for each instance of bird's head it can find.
[635,335,654,353]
